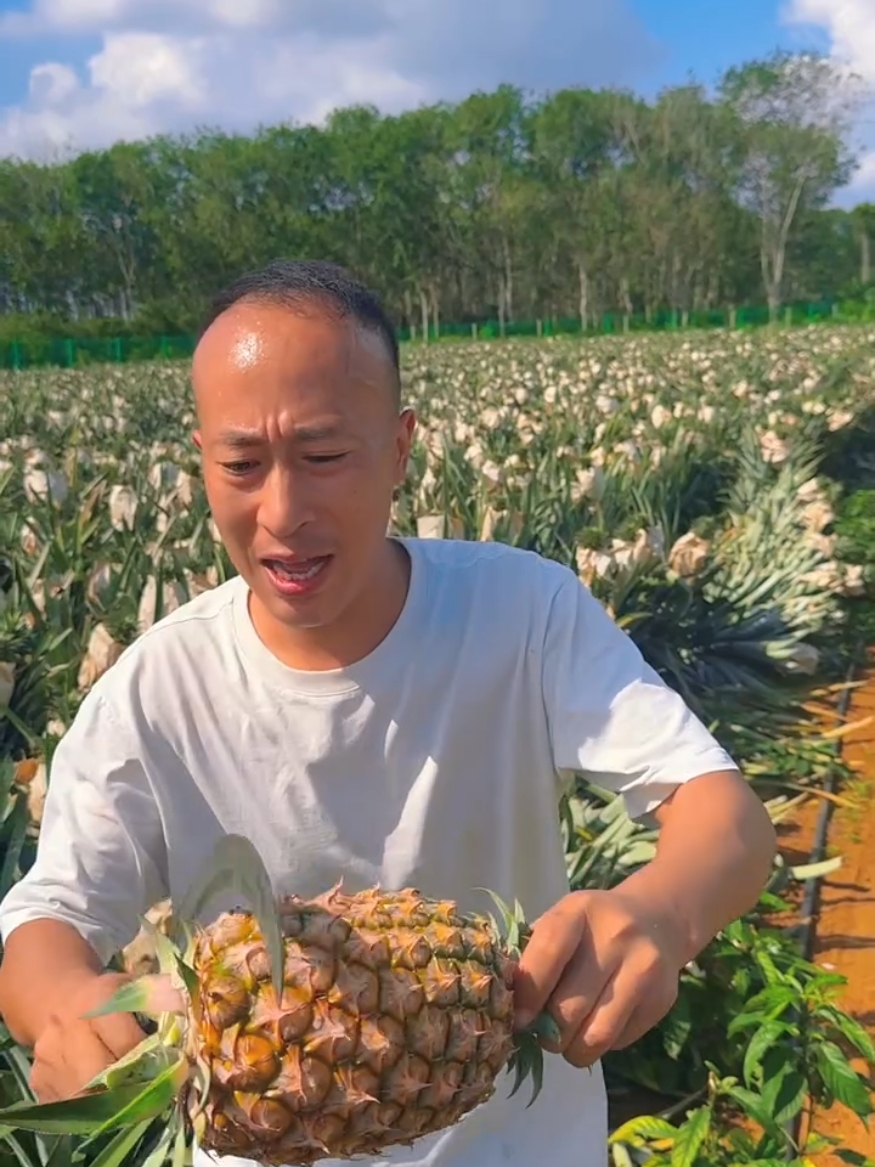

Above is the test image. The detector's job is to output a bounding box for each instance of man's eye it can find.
[307,453,347,464]
[222,461,257,475]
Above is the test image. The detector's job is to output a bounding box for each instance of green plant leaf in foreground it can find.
[80,1119,155,1167]
[814,1041,874,1118]
[669,1105,711,1167]
[0,1056,181,1136]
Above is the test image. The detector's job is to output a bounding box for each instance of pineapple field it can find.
[1,322,875,1167]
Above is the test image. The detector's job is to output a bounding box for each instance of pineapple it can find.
[0,836,555,1166]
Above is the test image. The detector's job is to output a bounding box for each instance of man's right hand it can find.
[30,972,147,1103]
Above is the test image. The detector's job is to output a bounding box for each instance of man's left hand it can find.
[511,888,686,1068]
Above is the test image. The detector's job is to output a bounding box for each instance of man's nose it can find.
[257,466,316,537]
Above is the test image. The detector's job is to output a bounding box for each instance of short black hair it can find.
[198,258,401,389]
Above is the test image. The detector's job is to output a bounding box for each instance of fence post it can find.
[471,322,478,340]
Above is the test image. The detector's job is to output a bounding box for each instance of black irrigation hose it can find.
[783,656,859,1160]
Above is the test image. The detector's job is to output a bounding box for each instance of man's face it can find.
[192,300,415,650]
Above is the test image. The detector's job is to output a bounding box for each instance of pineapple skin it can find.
[185,886,519,1165]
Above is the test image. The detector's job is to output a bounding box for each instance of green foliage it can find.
[0,327,873,1166]
[0,49,873,354]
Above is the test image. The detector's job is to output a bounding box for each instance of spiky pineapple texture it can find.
[0,838,555,1167]
[183,884,543,1164]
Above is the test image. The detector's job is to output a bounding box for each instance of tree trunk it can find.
[620,276,633,316]
[761,171,808,323]
[767,281,781,323]
[430,284,440,339]
[861,233,871,286]
[502,236,514,322]
[577,259,589,330]
[418,287,429,342]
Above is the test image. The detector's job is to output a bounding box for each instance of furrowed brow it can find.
[218,428,263,449]
[217,423,347,448]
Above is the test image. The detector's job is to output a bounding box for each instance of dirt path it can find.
[801,654,875,1166]
[609,659,875,1161]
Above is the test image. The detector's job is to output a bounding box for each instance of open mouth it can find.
[262,555,332,597]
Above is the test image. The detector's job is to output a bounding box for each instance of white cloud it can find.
[0,0,659,160]
[784,0,875,81]
[783,0,875,203]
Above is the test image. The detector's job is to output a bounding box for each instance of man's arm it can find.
[514,567,777,1064]
[621,767,776,964]
[537,569,777,953]
[0,688,168,1068]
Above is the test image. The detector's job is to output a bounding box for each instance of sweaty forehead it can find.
[192,301,398,405]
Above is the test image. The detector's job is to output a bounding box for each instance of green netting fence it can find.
[2,298,873,371]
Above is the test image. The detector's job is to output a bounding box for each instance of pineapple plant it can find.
[0,836,556,1166]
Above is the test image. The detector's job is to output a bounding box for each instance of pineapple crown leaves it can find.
[479,888,562,1107]
[0,835,286,1146]
[172,833,285,1003]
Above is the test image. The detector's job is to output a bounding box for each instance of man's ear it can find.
[394,408,417,484]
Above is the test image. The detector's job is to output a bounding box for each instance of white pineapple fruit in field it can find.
[668,532,711,579]
[20,522,39,557]
[78,624,125,692]
[173,470,195,507]
[800,500,835,535]
[122,899,175,976]
[109,485,138,531]
[575,547,614,586]
[570,465,606,504]
[183,567,219,598]
[417,514,444,539]
[138,576,189,634]
[14,760,47,826]
[612,526,665,572]
[23,464,69,506]
[758,430,789,465]
[86,563,114,605]
[0,662,15,708]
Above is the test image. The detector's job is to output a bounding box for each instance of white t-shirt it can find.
[0,537,738,1167]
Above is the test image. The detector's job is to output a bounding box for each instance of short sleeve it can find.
[0,690,169,966]
[541,568,739,820]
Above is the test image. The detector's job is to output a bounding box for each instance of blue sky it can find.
[630,0,829,93]
[0,0,871,202]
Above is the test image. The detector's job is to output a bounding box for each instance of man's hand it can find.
[512,888,685,1068]
[511,770,777,1069]
[30,972,148,1103]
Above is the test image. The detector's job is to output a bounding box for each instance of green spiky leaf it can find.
[173,834,285,1003]
[80,1118,155,1167]
[0,1080,169,1137]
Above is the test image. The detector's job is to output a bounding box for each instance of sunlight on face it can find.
[192,299,415,666]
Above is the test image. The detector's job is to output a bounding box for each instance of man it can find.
[0,259,776,1167]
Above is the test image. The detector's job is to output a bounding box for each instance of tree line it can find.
[0,49,873,340]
